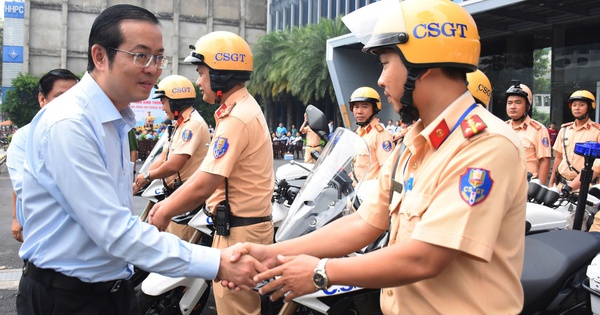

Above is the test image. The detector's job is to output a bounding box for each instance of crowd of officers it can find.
[5,1,600,314]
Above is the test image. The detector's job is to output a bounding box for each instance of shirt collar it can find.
[81,72,136,128]
[406,91,475,150]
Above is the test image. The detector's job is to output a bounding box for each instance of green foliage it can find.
[248,17,349,105]
[532,106,550,126]
[1,73,41,127]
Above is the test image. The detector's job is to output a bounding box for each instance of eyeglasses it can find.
[108,48,170,69]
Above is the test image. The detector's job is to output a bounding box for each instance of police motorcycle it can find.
[269,106,384,315]
[526,176,600,233]
[136,125,293,315]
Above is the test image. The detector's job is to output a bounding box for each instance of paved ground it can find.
[0,146,292,315]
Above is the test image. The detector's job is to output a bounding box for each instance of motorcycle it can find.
[273,117,384,314]
[526,178,600,233]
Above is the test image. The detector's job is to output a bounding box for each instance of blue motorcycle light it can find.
[574,141,600,158]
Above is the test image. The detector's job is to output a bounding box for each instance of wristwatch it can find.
[144,171,151,182]
[313,258,330,291]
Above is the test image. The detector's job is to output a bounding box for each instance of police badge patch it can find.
[542,137,549,147]
[182,130,193,142]
[382,140,392,152]
[459,168,493,206]
[213,137,229,159]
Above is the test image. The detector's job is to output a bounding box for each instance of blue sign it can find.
[3,46,23,63]
[5,2,25,19]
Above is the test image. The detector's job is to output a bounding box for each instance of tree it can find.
[249,17,349,129]
[1,73,41,127]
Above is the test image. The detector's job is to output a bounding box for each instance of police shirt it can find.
[507,116,551,178]
[553,119,600,181]
[200,87,274,218]
[358,92,526,314]
[354,118,394,181]
[163,107,210,187]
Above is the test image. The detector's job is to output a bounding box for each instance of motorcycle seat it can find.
[520,229,600,314]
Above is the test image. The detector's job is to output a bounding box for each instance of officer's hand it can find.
[148,202,170,231]
[561,185,573,198]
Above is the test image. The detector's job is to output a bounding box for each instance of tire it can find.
[137,283,211,315]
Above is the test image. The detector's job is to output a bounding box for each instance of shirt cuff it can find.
[187,245,221,280]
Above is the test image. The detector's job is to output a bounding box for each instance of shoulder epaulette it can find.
[374,123,384,132]
[461,114,487,139]
[592,122,600,130]
[561,122,574,128]
[529,120,542,130]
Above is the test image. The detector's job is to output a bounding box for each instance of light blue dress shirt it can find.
[20,73,220,282]
[6,124,28,226]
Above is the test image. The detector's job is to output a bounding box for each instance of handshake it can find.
[217,242,323,302]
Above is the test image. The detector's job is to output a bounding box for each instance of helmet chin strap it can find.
[399,68,424,124]
[575,112,589,120]
[511,112,528,124]
[356,113,376,127]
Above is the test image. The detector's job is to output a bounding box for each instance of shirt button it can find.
[387,290,393,296]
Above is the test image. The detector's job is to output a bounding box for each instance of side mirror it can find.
[306,104,329,142]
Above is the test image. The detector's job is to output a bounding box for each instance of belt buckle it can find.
[110,280,122,293]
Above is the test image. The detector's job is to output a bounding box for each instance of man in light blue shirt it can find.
[17,5,263,315]
[7,69,79,243]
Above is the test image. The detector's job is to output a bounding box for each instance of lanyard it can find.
[402,102,478,192]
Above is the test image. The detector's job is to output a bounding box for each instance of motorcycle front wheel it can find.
[137,283,211,315]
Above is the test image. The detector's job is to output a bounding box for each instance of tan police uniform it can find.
[163,107,210,241]
[553,119,600,182]
[302,125,322,163]
[354,118,394,182]
[199,87,274,315]
[358,93,526,314]
[507,116,552,179]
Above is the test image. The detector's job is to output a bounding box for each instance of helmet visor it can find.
[342,0,405,49]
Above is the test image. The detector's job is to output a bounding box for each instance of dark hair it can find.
[87,4,160,72]
[441,67,468,81]
[39,69,79,97]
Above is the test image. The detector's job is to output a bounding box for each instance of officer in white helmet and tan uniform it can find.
[505,81,552,184]
[350,87,394,182]
[133,75,211,240]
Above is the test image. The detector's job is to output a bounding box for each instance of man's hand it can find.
[11,218,23,242]
[216,244,269,291]
[148,202,171,231]
[219,242,279,290]
[254,254,320,302]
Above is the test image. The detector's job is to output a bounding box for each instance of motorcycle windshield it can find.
[275,128,372,242]
[139,133,168,174]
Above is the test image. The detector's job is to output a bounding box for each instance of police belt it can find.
[22,261,125,293]
[203,208,272,228]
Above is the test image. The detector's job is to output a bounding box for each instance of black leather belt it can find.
[230,214,272,227]
[23,261,124,293]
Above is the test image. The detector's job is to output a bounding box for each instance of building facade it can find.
[2,0,268,103]
[273,0,600,129]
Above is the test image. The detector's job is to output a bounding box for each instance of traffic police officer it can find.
[505,82,552,184]
[133,75,210,241]
[549,90,600,195]
[247,1,527,313]
[350,86,394,181]
[148,31,273,315]
[300,112,321,163]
